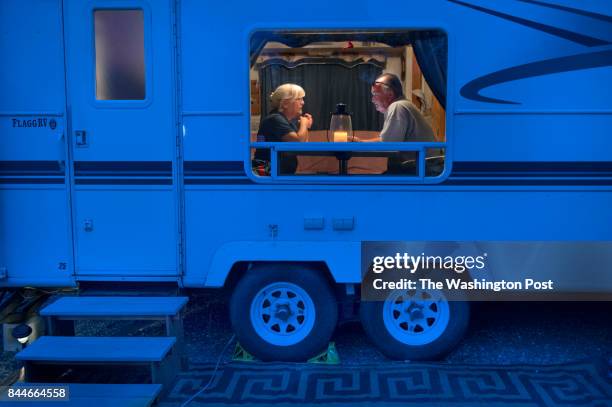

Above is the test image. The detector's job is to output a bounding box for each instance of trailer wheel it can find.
[230,264,337,361]
[360,288,469,360]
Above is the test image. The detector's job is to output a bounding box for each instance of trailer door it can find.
[64,0,179,279]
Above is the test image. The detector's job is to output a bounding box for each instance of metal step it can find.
[16,336,178,388]
[41,296,188,319]
[17,336,176,363]
[40,295,188,369]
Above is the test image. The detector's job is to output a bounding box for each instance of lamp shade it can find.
[329,103,353,142]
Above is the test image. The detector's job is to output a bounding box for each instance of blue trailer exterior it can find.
[1,0,611,360]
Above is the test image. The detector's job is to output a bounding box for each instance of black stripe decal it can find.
[451,161,612,176]
[74,161,172,177]
[450,173,612,178]
[185,178,255,185]
[75,178,172,185]
[443,179,612,186]
[0,161,65,176]
[517,0,612,24]
[183,161,252,184]
[0,178,64,185]
[447,0,610,47]
[185,178,612,186]
[460,49,612,104]
[73,161,173,185]
[184,161,246,176]
[448,161,612,185]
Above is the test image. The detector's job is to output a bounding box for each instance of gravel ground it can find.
[1,289,611,384]
[181,289,612,366]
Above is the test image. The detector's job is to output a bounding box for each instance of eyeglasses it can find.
[372,81,390,88]
[371,81,390,97]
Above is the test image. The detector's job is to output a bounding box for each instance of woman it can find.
[254,84,313,175]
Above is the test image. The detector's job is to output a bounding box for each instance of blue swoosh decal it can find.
[461,49,612,104]
[518,0,612,24]
[447,0,610,47]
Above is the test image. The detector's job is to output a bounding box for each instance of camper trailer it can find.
[1,0,611,365]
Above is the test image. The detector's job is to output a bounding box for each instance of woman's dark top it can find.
[254,110,298,174]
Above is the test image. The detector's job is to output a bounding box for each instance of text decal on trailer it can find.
[11,118,57,130]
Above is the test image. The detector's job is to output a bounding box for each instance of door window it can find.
[94,9,145,100]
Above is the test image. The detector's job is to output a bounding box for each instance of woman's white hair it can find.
[269,83,305,111]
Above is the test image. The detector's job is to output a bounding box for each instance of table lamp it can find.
[329,103,353,142]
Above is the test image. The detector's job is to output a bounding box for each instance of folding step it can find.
[40,296,188,367]
[41,296,187,329]
[16,336,178,388]
[3,383,162,407]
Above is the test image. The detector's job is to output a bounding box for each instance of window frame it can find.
[246,28,451,185]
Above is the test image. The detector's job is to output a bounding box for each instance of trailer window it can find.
[94,10,145,100]
[249,30,448,182]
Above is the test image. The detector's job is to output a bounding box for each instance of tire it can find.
[360,287,469,360]
[229,264,338,361]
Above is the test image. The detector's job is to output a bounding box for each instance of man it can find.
[371,73,435,173]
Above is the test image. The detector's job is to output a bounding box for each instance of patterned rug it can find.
[161,360,612,406]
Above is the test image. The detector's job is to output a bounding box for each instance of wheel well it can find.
[223,261,336,291]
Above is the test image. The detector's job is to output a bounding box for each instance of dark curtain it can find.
[412,31,447,108]
[258,58,384,131]
[251,30,448,109]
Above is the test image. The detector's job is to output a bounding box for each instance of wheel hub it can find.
[383,289,451,346]
[274,303,293,321]
[408,307,424,321]
[250,282,317,346]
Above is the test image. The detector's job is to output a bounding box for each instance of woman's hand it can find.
[289,113,313,142]
[300,113,313,129]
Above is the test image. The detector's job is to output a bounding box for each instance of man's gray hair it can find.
[375,73,404,99]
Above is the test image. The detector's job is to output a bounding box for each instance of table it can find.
[296,130,387,175]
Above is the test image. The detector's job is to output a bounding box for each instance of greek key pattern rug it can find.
[161,361,612,406]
